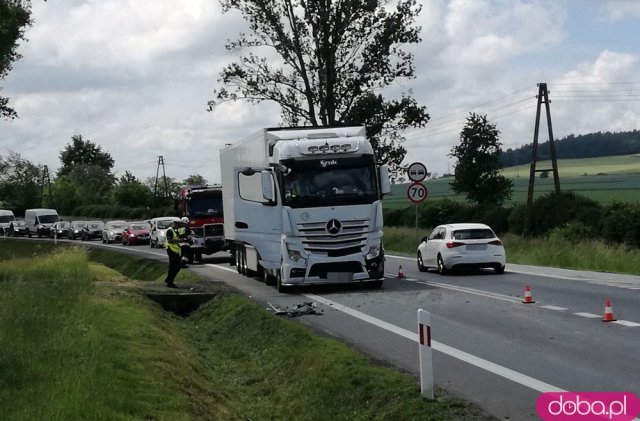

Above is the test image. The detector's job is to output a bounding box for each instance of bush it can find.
[600,202,640,248]
[548,222,594,244]
[525,192,602,237]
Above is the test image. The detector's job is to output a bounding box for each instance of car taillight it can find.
[488,240,502,246]
[446,241,465,248]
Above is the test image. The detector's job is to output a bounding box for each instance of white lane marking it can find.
[613,320,640,327]
[540,305,569,311]
[206,264,236,273]
[303,293,566,393]
[418,280,521,304]
[574,312,601,318]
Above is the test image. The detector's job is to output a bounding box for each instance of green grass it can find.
[0,240,488,420]
[383,227,640,276]
[501,154,640,178]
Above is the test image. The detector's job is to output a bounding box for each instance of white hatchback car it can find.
[416,223,506,274]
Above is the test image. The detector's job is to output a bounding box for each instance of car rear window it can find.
[452,229,495,240]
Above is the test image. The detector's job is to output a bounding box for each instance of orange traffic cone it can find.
[602,299,617,322]
[522,286,535,304]
[397,265,406,279]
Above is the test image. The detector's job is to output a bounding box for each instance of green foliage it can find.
[547,222,594,244]
[51,175,80,215]
[600,202,640,248]
[501,130,640,167]
[0,152,41,211]
[182,174,207,186]
[0,0,31,119]
[525,191,602,237]
[210,0,429,174]
[450,113,513,205]
[58,134,115,177]
[111,171,152,207]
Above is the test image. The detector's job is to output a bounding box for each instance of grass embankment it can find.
[384,226,640,275]
[0,240,485,420]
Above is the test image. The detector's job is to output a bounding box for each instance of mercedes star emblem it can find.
[326,219,342,235]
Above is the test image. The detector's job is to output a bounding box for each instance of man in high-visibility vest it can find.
[164,219,182,288]
[177,216,191,268]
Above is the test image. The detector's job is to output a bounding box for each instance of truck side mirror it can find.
[379,165,391,195]
[261,171,275,203]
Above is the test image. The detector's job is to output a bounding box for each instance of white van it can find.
[149,216,180,248]
[24,208,60,238]
[0,209,17,236]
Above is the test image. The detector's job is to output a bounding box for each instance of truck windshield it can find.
[186,197,223,218]
[281,163,379,208]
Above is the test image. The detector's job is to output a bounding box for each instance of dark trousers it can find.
[165,249,181,285]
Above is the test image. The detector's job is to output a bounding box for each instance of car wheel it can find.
[494,265,505,274]
[417,251,427,272]
[437,254,448,275]
[28,231,32,238]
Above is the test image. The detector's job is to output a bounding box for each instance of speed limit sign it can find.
[407,182,428,204]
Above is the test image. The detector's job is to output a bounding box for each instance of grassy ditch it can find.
[383,226,640,275]
[0,241,488,420]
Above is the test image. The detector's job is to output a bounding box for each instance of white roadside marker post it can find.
[418,309,434,399]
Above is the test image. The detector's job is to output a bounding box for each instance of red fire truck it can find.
[174,185,228,263]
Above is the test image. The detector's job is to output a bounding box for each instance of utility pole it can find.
[523,83,561,237]
[153,155,169,200]
[40,165,53,208]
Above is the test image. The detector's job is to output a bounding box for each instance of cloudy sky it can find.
[2,0,640,183]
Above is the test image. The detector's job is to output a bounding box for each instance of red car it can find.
[122,221,151,245]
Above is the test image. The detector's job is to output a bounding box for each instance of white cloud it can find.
[602,0,640,21]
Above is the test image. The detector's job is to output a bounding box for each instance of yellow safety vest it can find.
[165,227,181,254]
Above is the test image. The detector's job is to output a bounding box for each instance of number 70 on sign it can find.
[407,182,428,204]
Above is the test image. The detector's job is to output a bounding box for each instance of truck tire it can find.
[235,246,242,274]
[276,266,291,293]
[195,252,202,262]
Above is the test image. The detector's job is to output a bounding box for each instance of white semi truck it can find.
[220,126,390,292]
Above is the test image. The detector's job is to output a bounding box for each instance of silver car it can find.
[102,220,127,243]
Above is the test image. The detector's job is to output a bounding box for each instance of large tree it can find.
[0,0,32,119]
[449,113,513,205]
[209,0,429,173]
[58,135,116,204]
[0,151,41,210]
[112,171,152,208]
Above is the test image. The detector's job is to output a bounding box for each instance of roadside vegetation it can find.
[0,240,488,420]
[384,227,640,275]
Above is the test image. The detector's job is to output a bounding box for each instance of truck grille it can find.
[297,218,368,257]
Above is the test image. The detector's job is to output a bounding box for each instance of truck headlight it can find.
[286,243,305,263]
[159,231,165,237]
[366,243,381,259]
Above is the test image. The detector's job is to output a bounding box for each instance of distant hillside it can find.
[500,130,640,167]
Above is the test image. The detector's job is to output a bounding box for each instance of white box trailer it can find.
[220,126,390,292]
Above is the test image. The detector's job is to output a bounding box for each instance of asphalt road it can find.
[9,237,640,420]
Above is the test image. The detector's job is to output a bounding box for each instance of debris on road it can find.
[267,301,323,317]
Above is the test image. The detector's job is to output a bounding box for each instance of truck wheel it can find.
[28,231,32,238]
[276,266,291,293]
[235,246,242,274]
[195,252,202,262]
[240,247,247,276]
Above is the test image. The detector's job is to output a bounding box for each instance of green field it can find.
[385,154,640,209]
